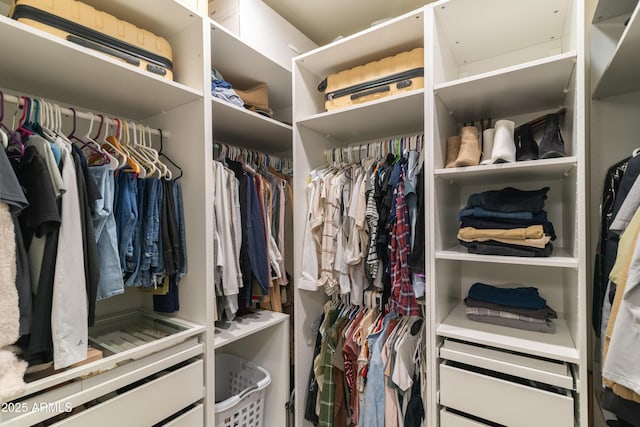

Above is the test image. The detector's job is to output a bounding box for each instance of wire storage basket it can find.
[215,353,272,427]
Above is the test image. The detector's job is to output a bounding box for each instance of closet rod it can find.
[2,94,169,138]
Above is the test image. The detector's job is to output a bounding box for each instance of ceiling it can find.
[263,0,432,46]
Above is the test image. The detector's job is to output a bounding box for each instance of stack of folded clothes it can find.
[457,186,556,257]
[211,68,245,108]
[464,282,557,333]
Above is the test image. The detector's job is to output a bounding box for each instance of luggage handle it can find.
[350,85,390,101]
[67,35,140,66]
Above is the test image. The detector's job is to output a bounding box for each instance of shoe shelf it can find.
[211,97,292,152]
[435,246,578,268]
[434,52,577,121]
[434,156,577,185]
[592,2,640,99]
[211,20,292,123]
[0,15,203,119]
[296,90,425,142]
[437,303,579,363]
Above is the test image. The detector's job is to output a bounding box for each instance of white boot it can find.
[487,120,515,164]
[480,128,495,164]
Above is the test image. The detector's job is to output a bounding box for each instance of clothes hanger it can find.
[144,125,170,179]
[158,129,182,180]
[110,119,141,176]
[126,122,153,178]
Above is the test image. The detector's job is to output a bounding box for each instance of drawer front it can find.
[440,363,574,427]
[54,360,204,427]
[162,404,204,426]
[441,409,492,427]
[440,340,574,389]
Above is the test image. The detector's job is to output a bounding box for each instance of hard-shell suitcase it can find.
[10,0,174,80]
[319,47,424,112]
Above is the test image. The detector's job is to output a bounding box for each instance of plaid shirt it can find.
[390,177,419,316]
[318,314,348,427]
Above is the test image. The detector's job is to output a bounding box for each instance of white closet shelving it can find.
[0,0,213,425]
[1,0,299,423]
[292,8,426,427]
[293,0,587,426]
[589,0,640,425]
[208,14,291,427]
[430,0,587,426]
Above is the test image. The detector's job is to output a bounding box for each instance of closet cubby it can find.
[210,19,292,151]
[592,0,640,98]
[432,0,577,85]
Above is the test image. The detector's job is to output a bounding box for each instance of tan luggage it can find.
[319,47,424,112]
[10,0,174,80]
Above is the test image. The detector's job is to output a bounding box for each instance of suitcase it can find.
[10,0,174,80]
[319,47,424,111]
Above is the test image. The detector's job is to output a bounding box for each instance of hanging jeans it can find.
[359,312,398,427]
[114,170,138,274]
[90,165,124,300]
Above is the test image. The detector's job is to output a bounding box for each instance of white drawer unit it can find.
[0,311,205,427]
[439,340,575,427]
[52,359,204,426]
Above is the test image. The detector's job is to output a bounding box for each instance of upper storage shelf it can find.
[0,15,203,119]
[211,20,292,121]
[592,2,640,99]
[433,0,576,85]
[293,8,425,121]
[212,98,292,152]
[435,52,576,121]
[297,90,424,143]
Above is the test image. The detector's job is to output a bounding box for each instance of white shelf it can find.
[592,4,640,99]
[297,90,424,142]
[593,0,637,23]
[435,157,577,185]
[294,9,424,78]
[436,246,578,269]
[435,52,577,121]
[437,303,579,363]
[212,98,292,152]
[211,20,291,114]
[0,16,203,119]
[213,310,289,350]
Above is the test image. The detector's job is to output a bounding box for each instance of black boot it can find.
[539,113,566,159]
[515,123,539,161]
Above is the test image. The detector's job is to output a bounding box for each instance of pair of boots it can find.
[444,114,566,168]
[512,113,567,161]
[445,125,481,168]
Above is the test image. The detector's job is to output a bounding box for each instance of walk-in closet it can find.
[0,0,637,425]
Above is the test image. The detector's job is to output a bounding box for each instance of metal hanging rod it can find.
[1,93,169,138]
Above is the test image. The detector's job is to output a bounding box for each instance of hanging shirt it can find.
[51,142,88,369]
